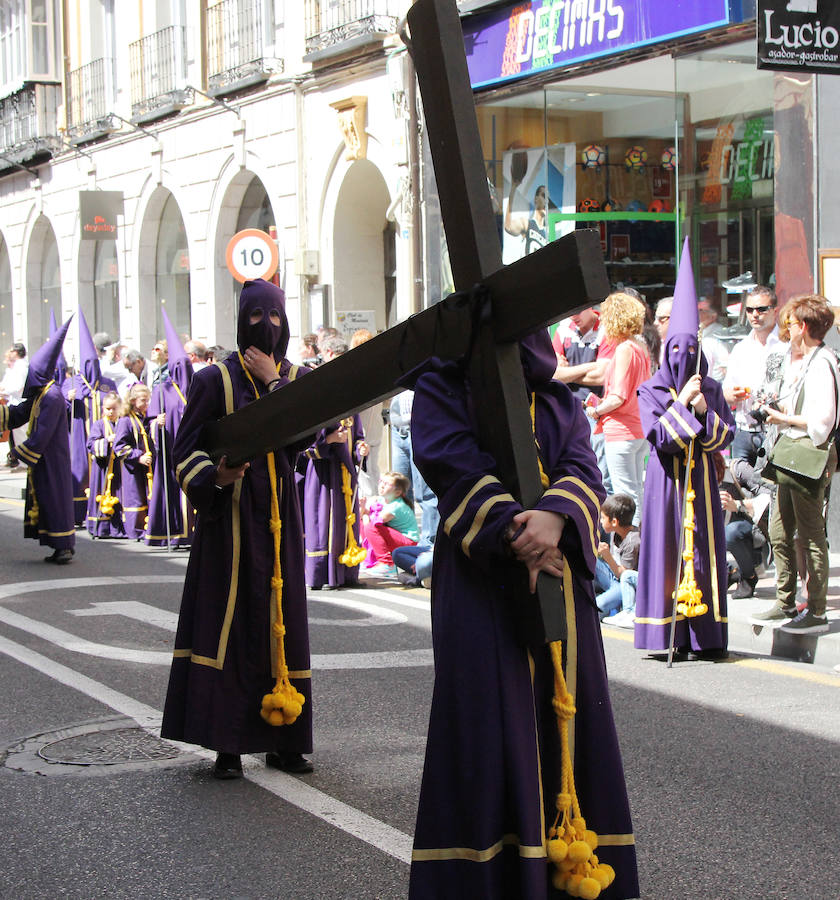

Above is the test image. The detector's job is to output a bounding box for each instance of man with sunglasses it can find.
[722,286,781,465]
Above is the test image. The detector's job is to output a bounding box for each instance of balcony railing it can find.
[66,57,118,144]
[207,0,282,96]
[304,0,404,58]
[0,84,61,164]
[129,25,191,123]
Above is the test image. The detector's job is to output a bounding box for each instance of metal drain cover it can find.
[39,726,179,765]
[3,716,194,777]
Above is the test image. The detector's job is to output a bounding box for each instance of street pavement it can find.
[0,484,839,899]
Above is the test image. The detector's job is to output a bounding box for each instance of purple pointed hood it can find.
[49,308,68,386]
[161,307,193,394]
[648,238,706,392]
[25,316,73,396]
[237,279,289,361]
[78,309,102,389]
[520,329,557,388]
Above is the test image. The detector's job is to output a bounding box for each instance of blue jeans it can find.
[586,414,612,493]
[594,558,622,618]
[392,543,434,584]
[604,438,647,526]
[391,426,440,545]
[726,518,759,579]
[619,569,637,613]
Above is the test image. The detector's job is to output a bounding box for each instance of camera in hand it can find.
[752,397,780,424]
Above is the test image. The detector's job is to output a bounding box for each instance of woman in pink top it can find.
[586,292,651,524]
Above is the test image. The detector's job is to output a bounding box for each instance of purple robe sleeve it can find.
[114,416,147,471]
[86,419,110,460]
[0,397,33,432]
[171,365,226,516]
[14,390,66,468]
[640,381,734,457]
[411,369,522,573]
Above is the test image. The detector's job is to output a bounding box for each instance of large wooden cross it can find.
[203,0,609,644]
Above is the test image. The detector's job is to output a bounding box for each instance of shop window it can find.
[155,192,191,340]
[93,239,119,337]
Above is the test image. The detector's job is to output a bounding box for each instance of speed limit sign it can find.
[225,228,280,284]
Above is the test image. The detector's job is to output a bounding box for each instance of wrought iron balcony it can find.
[0,84,61,165]
[304,0,405,60]
[129,25,191,124]
[207,0,282,96]
[66,57,119,144]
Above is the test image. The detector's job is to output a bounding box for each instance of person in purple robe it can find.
[634,240,734,659]
[407,329,638,900]
[113,383,154,540]
[1,318,76,563]
[145,309,194,549]
[85,390,125,539]
[63,310,117,526]
[161,278,314,780]
[302,413,367,589]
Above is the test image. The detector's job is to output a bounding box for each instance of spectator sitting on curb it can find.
[594,493,640,627]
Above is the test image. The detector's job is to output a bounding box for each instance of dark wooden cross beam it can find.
[204,0,610,644]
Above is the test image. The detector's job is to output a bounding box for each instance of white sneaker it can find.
[609,609,636,629]
[367,564,398,578]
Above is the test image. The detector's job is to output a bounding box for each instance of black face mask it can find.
[237,280,290,360]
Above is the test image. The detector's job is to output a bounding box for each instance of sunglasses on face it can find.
[746,305,772,314]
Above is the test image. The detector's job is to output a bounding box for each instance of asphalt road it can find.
[1,497,838,900]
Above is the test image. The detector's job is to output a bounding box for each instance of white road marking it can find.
[313,649,433,669]
[306,594,407,627]
[0,632,413,864]
[68,600,180,631]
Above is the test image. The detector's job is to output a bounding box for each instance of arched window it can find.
[155,192,191,338]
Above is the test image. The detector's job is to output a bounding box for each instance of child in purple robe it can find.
[634,240,734,658]
[85,391,125,538]
[408,330,638,899]
[161,278,313,779]
[1,319,76,563]
[113,384,154,540]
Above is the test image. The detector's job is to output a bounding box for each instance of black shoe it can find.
[266,751,314,774]
[779,610,830,635]
[212,752,243,779]
[687,648,730,661]
[732,575,758,599]
[44,548,74,564]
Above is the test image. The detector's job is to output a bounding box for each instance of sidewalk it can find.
[0,465,26,501]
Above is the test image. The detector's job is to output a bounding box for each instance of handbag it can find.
[763,433,830,495]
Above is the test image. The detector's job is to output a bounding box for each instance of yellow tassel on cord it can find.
[547,641,615,898]
[238,353,305,727]
[674,452,708,619]
[338,463,367,568]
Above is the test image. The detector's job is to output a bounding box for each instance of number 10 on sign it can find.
[225,228,280,284]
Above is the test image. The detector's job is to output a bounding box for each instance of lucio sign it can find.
[758,0,840,75]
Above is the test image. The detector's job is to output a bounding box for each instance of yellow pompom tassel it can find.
[338,463,366,568]
[547,838,568,863]
[578,876,602,899]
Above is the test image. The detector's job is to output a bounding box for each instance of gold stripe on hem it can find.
[635,615,686,625]
[596,833,636,847]
[306,550,329,557]
[412,834,546,863]
[37,528,76,537]
[287,669,312,679]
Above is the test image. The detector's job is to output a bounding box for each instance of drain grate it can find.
[39,726,179,766]
[3,716,192,776]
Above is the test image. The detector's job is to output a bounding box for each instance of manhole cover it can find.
[3,716,194,777]
[39,726,179,765]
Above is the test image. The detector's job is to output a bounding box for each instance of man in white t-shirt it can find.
[722,285,781,466]
[697,297,729,382]
[0,343,29,467]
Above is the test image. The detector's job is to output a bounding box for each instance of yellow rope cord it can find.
[131,412,154,526]
[674,447,708,618]
[532,393,615,897]
[337,416,366,567]
[237,352,305,727]
[96,418,119,517]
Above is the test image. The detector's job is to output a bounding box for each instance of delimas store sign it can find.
[758,1,840,75]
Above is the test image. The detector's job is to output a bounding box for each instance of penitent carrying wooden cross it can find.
[203,0,610,645]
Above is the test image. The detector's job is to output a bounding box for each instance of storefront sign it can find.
[79,191,123,240]
[225,228,279,284]
[463,0,733,88]
[757,1,840,75]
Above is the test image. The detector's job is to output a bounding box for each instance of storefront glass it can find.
[155,192,191,339]
[93,239,119,337]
